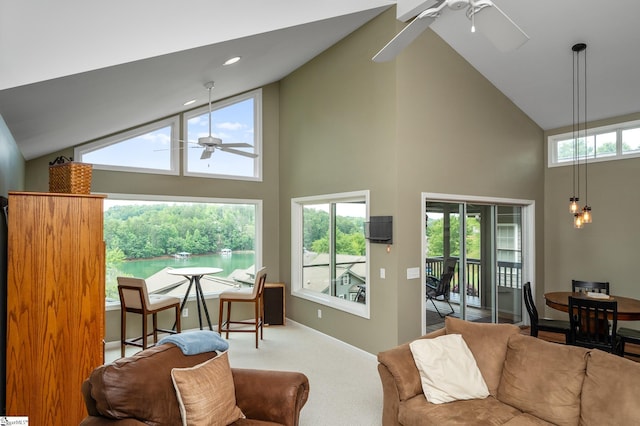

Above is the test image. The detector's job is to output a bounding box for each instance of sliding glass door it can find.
[422,194,531,333]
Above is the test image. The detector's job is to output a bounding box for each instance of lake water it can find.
[111,252,256,280]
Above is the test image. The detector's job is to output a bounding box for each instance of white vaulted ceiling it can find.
[1,0,640,160]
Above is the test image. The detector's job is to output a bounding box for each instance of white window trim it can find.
[291,190,370,319]
[420,192,535,334]
[75,116,180,175]
[182,89,262,182]
[103,192,263,307]
[548,118,640,167]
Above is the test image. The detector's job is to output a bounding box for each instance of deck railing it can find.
[425,257,522,299]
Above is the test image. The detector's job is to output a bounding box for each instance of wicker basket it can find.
[49,162,93,194]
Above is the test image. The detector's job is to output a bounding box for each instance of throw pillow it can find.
[409,334,489,404]
[444,316,520,395]
[171,351,245,426]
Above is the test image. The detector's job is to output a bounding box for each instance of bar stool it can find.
[117,276,181,357]
[218,267,267,348]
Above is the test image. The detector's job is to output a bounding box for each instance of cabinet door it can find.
[6,193,105,425]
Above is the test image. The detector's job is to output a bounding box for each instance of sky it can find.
[83,94,257,178]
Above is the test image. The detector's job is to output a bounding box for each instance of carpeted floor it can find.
[224,320,382,426]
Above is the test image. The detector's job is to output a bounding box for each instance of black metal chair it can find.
[523,282,570,342]
[572,279,610,294]
[426,271,455,318]
[618,327,640,358]
[568,296,623,356]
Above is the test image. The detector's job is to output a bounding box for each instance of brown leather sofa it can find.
[80,343,309,425]
[379,316,640,426]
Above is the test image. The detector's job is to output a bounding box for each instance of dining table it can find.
[167,266,223,330]
[544,291,640,321]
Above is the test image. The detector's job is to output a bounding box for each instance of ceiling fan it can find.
[189,81,257,160]
[372,0,529,63]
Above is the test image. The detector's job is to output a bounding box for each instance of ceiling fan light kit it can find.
[373,0,529,62]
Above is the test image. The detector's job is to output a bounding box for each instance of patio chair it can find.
[426,271,455,318]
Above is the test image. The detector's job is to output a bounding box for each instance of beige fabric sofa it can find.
[378,317,640,426]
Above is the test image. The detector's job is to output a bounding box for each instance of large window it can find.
[104,194,262,307]
[75,90,261,181]
[548,118,640,167]
[291,191,369,318]
[184,90,261,181]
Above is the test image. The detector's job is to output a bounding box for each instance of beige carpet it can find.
[106,320,383,425]
[224,320,383,426]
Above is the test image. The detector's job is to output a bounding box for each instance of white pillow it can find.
[409,334,489,404]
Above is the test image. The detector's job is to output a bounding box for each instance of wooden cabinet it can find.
[6,192,105,425]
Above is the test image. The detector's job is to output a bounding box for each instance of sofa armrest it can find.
[80,380,148,426]
[379,363,402,426]
[232,368,309,426]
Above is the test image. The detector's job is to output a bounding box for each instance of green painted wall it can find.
[543,112,640,322]
[279,9,544,353]
[1,114,25,410]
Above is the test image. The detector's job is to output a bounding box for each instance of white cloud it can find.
[216,121,244,131]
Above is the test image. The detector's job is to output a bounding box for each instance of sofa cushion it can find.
[444,316,520,395]
[501,413,556,425]
[89,344,217,425]
[171,351,244,426]
[580,349,640,425]
[410,334,489,404]
[498,334,588,426]
[398,394,522,426]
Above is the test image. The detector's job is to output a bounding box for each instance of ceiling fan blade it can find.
[219,147,258,158]
[473,3,529,52]
[372,4,443,62]
[219,142,253,148]
[200,149,213,160]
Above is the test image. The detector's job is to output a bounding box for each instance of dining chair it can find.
[618,327,640,358]
[117,276,181,357]
[523,282,570,342]
[567,296,623,356]
[571,279,610,294]
[218,267,267,348]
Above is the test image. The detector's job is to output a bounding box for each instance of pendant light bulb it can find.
[582,206,592,224]
[569,197,580,214]
[573,212,584,229]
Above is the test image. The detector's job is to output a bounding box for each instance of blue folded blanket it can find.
[158,330,229,355]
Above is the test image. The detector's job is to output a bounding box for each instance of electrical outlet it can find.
[380,268,386,279]
[182,308,189,318]
[317,309,322,319]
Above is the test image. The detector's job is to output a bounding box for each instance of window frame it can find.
[182,89,262,182]
[291,190,370,319]
[103,192,263,310]
[548,118,640,167]
[75,116,180,175]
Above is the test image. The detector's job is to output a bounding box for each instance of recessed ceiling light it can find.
[223,56,241,66]
[183,99,197,106]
